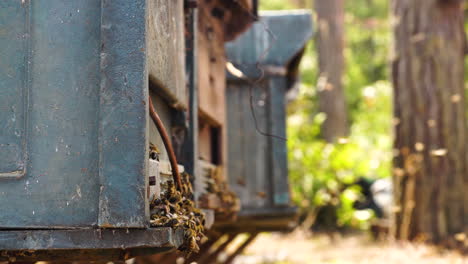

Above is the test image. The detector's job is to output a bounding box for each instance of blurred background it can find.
[273,0,392,234]
[230,0,468,263]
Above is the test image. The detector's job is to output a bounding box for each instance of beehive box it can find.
[223,11,313,231]
[0,0,191,260]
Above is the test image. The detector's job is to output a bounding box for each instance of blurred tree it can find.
[262,0,393,229]
[391,0,467,243]
[315,0,349,142]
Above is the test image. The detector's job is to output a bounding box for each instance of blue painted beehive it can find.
[224,10,313,231]
[0,0,192,260]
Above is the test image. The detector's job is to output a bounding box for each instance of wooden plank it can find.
[0,228,182,251]
[99,0,148,228]
[0,0,102,228]
[184,6,199,178]
[255,82,271,208]
[197,1,227,126]
[226,82,270,209]
[198,119,213,162]
[0,228,183,261]
[226,84,249,205]
[0,0,29,177]
[242,82,269,209]
[196,234,237,264]
[268,77,290,206]
[224,233,258,264]
[225,12,313,213]
[147,0,186,108]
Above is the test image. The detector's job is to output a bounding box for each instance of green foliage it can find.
[259,0,296,10]
[262,0,393,228]
[288,81,392,228]
[343,0,390,122]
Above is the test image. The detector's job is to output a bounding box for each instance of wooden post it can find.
[223,233,258,264]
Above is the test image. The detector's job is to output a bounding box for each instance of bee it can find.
[181,199,194,208]
[150,198,162,209]
[179,235,199,257]
[149,172,206,255]
[180,172,194,195]
[168,203,181,214]
[166,217,181,228]
[164,181,176,199]
[189,236,200,252]
[168,192,182,204]
[150,217,169,227]
[149,143,160,160]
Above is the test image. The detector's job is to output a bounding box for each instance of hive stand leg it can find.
[196,233,237,264]
[185,234,222,263]
[223,233,258,264]
[156,253,181,264]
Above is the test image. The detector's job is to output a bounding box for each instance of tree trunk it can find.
[391,0,467,244]
[315,0,348,142]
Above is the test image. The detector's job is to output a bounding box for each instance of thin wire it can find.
[231,1,287,141]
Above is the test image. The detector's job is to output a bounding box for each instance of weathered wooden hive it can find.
[0,0,312,262]
[134,9,314,264]
[221,10,313,232]
[0,0,258,262]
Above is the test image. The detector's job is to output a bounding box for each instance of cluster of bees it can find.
[150,173,205,255]
[205,167,240,219]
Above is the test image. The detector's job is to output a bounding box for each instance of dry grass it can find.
[233,231,467,264]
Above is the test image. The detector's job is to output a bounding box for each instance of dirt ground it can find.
[230,231,467,264]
